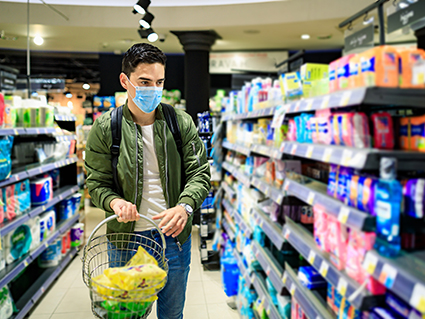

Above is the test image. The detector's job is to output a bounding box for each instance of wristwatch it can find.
[178,203,193,217]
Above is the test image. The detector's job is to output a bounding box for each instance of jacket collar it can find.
[122,100,165,123]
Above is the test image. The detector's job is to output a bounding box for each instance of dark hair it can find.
[122,43,167,76]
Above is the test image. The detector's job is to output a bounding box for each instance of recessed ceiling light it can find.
[82,83,90,90]
[34,34,44,45]
[147,32,158,42]
[301,34,310,40]
[66,92,73,98]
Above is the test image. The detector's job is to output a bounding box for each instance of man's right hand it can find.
[110,199,140,223]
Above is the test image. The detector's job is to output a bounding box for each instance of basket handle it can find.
[86,214,167,251]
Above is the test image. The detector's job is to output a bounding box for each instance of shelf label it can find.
[320,261,329,278]
[290,283,296,295]
[306,146,314,158]
[362,253,378,275]
[341,150,353,166]
[44,242,49,248]
[14,129,19,135]
[24,260,29,267]
[284,181,290,192]
[338,207,350,225]
[340,91,352,106]
[290,144,298,155]
[306,99,314,111]
[308,251,316,265]
[283,272,288,285]
[294,101,302,112]
[337,278,348,297]
[284,229,291,240]
[410,283,425,313]
[266,266,271,276]
[279,142,286,153]
[379,263,397,289]
[307,192,315,205]
[322,148,333,163]
[277,194,284,204]
[41,286,45,293]
[321,95,330,109]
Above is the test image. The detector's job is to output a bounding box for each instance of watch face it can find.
[186,205,193,213]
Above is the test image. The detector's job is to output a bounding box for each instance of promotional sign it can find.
[345,24,375,52]
[209,51,288,74]
[387,0,425,33]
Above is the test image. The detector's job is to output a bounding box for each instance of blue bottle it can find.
[374,158,402,257]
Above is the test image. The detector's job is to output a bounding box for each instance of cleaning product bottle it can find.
[374,157,402,257]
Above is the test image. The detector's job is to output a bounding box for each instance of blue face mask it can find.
[127,77,163,114]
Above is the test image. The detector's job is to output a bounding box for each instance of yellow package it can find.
[126,246,158,267]
[105,264,167,291]
[92,274,122,298]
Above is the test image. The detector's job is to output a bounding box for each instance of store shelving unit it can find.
[251,206,286,250]
[363,250,425,314]
[251,176,284,205]
[283,218,385,310]
[223,199,253,239]
[222,161,252,188]
[223,140,251,156]
[252,272,284,319]
[251,144,282,160]
[283,263,335,319]
[0,127,56,136]
[222,181,236,198]
[233,249,253,287]
[54,114,77,122]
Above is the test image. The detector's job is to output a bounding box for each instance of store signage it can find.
[16,77,65,91]
[209,51,288,74]
[387,0,425,33]
[344,24,374,52]
[0,70,17,91]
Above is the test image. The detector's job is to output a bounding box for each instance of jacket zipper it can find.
[131,123,139,233]
[164,121,182,251]
[192,141,201,167]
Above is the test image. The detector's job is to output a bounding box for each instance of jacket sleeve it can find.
[178,113,211,211]
[84,117,121,213]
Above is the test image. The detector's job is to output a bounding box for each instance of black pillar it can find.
[415,27,425,50]
[170,30,221,124]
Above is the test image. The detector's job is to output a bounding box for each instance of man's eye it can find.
[141,81,149,85]
[157,81,164,85]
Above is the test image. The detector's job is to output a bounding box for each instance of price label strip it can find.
[308,251,316,265]
[306,145,314,158]
[362,253,378,275]
[340,90,352,106]
[283,272,288,285]
[338,207,350,225]
[320,261,329,278]
[291,144,298,155]
[307,192,315,205]
[341,149,353,167]
[290,283,296,295]
[321,95,330,109]
[322,148,333,163]
[337,278,348,297]
[410,283,425,313]
[379,263,398,289]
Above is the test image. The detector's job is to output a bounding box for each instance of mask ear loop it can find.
[125,75,136,100]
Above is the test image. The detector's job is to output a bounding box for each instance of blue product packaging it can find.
[38,241,60,268]
[337,167,352,203]
[370,308,404,319]
[58,196,74,220]
[49,169,60,190]
[328,164,338,198]
[386,293,411,319]
[403,179,425,219]
[298,266,327,289]
[15,179,31,216]
[30,176,53,206]
[4,224,32,265]
[295,116,304,143]
[0,136,13,182]
[72,192,82,215]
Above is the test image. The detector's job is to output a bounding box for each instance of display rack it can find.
[283,218,385,310]
[251,206,286,251]
[283,263,335,319]
[222,199,253,239]
[251,176,284,205]
[0,127,56,136]
[252,272,284,319]
[222,161,251,188]
[233,249,253,287]
[222,181,236,198]
[54,114,77,122]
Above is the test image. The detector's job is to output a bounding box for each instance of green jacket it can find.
[85,102,211,246]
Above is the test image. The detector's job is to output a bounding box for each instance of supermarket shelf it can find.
[0,156,78,189]
[252,272,284,319]
[251,144,283,160]
[222,199,253,238]
[283,176,375,232]
[55,114,77,121]
[222,219,235,241]
[12,248,78,319]
[0,213,80,290]
[283,218,385,310]
[0,127,57,136]
[222,161,235,174]
[222,140,251,156]
[223,161,252,188]
[251,240,285,295]
[279,141,425,171]
[55,135,77,142]
[363,250,425,314]
[222,181,236,198]
[233,249,253,286]
[222,104,279,121]
[283,263,335,319]
[252,206,286,250]
[251,176,284,205]
[0,185,80,237]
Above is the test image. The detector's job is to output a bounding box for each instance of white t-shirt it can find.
[134,124,168,232]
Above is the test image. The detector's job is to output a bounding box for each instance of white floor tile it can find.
[31,287,67,316]
[54,287,92,313]
[184,304,209,319]
[186,281,207,305]
[203,280,229,304]
[201,269,222,282]
[29,314,51,319]
[207,303,240,319]
[50,312,94,319]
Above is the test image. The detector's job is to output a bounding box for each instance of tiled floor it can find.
[28,206,239,319]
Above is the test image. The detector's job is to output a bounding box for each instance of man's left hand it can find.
[152,206,188,238]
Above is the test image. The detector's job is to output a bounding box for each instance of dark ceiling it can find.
[0,49,100,83]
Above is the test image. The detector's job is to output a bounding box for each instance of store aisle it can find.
[28,206,238,319]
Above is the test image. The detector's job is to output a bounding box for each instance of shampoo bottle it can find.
[374,157,402,257]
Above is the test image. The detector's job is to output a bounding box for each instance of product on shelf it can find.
[0,286,15,319]
[0,237,4,272]
[70,223,84,247]
[30,176,53,207]
[39,209,56,242]
[0,136,13,181]
[298,265,327,289]
[0,93,4,128]
[398,48,425,88]
[327,283,362,319]
[337,54,356,90]
[403,179,425,219]
[371,112,395,150]
[61,229,71,256]
[399,115,425,152]
[38,238,61,268]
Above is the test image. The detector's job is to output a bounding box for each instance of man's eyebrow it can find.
[137,77,165,81]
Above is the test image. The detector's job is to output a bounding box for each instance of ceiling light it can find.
[399,2,409,8]
[65,92,73,98]
[147,31,158,42]
[34,34,44,45]
[301,34,310,40]
[133,0,150,15]
[139,12,154,29]
[82,83,90,90]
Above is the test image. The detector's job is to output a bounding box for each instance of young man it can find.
[85,43,211,318]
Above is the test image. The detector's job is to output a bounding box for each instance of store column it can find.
[415,27,425,50]
[170,30,221,124]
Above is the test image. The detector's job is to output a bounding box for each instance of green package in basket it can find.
[101,300,151,319]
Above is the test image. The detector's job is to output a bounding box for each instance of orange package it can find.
[399,115,425,152]
[360,46,399,88]
[398,48,425,88]
[348,54,361,89]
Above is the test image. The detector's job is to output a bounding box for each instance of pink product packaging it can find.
[326,215,348,270]
[352,113,371,148]
[337,54,356,91]
[288,119,297,141]
[313,205,328,251]
[310,117,331,145]
[329,59,339,93]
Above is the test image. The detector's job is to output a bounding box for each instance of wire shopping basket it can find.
[82,214,169,319]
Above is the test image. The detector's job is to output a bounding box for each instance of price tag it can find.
[307,192,315,205]
[44,242,49,248]
[290,283,296,295]
[294,101,302,112]
[337,278,348,297]
[42,205,46,211]
[284,181,290,192]
[341,150,353,166]
[266,266,271,276]
[24,260,29,267]
[284,229,291,240]
[322,148,333,163]
[283,272,288,285]
[338,207,350,225]
[279,142,286,153]
[41,286,45,293]
[308,251,316,265]
[14,129,19,135]
[340,90,352,106]
[265,187,271,197]
[319,261,329,278]
[306,99,314,111]
[379,263,398,289]
[306,146,314,158]
[321,95,330,109]
[362,253,378,275]
[410,283,425,313]
[277,194,284,205]
[291,144,298,155]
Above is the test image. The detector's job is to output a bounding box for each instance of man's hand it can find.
[110,199,139,223]
[152,206,188,238]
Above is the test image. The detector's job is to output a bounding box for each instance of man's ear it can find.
[119,73,128,90]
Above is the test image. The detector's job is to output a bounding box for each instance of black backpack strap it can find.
[111,106,123,196]
[161,103,185,192]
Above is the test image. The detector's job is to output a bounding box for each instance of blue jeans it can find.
[107,229,191,319]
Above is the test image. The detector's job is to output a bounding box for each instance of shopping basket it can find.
[82,214,169,319]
